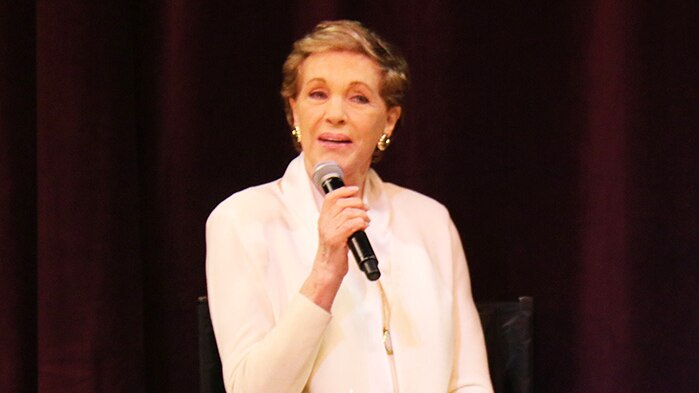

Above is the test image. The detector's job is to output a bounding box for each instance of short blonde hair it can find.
[281,20,410,132]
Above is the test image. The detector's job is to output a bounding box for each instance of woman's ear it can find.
[289,98,298,127]
[383,106,402,137]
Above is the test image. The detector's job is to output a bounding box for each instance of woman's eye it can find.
[309,91,327,99]
[351,95,369,104]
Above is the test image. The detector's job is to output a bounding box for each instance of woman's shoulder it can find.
[207,180,283,224]
[382,182,450,219]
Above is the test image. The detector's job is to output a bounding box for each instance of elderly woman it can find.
[206,20,493,392]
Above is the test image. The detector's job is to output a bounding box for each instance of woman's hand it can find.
[316,185,370,277]
[300,185,369,311]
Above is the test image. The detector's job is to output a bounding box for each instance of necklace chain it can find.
[377,281,393,355]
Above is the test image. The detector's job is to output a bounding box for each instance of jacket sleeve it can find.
[205,202,331,393]
[447,219,494,393]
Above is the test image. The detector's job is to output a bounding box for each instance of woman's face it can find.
[290,51,401,186]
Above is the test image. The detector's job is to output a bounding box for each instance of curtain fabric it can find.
[1,1,696,392]
[1,2,37,392]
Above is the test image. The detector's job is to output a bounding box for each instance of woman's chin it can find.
[309,150,351,167]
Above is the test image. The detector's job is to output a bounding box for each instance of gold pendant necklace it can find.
[377,281,393,355]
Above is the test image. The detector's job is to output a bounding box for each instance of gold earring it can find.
[377,133,391,151]
[291,126,302,144]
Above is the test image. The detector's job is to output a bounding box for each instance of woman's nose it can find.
[325,96,347,125]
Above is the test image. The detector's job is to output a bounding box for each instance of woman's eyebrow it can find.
[347,81,375,91]
[304,77,326,85]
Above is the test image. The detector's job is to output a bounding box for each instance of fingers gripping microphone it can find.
[313,161,381,281]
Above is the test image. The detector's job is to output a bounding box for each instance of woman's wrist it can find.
[300,263,344,312]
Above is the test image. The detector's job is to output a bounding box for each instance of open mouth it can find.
[319,133,351,144]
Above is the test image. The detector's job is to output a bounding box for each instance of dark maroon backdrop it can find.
[1,1,697,392]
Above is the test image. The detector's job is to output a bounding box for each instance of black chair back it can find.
[197,296,226,393]
[476,297,533,393]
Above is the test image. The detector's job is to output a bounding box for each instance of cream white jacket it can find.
[206,154,493,393]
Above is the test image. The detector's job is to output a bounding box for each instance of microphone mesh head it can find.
[312,161,344,189]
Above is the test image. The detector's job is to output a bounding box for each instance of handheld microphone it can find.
[312,161,381,281]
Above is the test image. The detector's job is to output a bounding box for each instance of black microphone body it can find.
[315,165,381,281]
